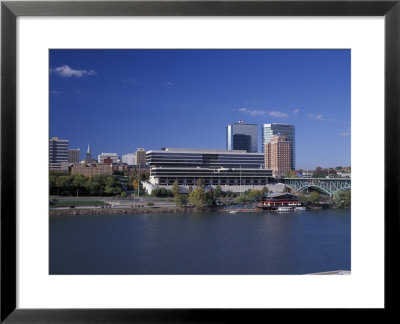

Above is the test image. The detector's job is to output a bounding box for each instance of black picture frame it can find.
[1,0,399,322]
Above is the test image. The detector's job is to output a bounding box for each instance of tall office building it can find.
[135,148,146,166]
[264,135,292,177]
[262,123,295,169]
[226,121,258,153]
[68,148,80,163]
[49,137,69,170]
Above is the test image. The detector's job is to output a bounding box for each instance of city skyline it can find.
[50,49,350,169]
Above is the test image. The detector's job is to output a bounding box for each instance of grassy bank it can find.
[49,200,111,208]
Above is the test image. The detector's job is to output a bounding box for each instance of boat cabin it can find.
[257,192,301,209]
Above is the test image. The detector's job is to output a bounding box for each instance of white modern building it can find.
[146,148,270,186]
[98,153,119,164]
[122,153,136,166]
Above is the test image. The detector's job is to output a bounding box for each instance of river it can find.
[49,209,350,275]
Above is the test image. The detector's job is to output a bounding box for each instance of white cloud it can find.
[308,113,324,120]
[269,111,288,119]
[308,113,336,122]
[293,109,300,114]
[238,107,266,116]
[51,65,96,78]
[167,81,174,86]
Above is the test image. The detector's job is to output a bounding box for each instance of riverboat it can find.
[295,206,307,211]
[256,192,302,211]
[277,206,293,212]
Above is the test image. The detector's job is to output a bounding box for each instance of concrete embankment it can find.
[49,206,217,216]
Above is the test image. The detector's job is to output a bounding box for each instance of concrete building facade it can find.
[146,148,271,187]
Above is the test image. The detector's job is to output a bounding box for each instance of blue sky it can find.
[50,49,350,169]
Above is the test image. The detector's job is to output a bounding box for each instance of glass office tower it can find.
[226,121,258,153]
[49,137,69,170]
[262,123,295,170]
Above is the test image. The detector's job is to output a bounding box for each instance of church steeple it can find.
[86,143,93,161]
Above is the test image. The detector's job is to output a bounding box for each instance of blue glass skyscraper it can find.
[226,121,258,153]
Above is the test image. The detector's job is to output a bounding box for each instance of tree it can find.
[171,181,180,196]
[334,190,351,208]
[105,175,122,196]
[313,167,327,178]
[151,188,169,197]
[189,186,207,208]
[215,185,222,198]
[174,193,188,208]
[205,188,216,206]
[247,190,263,202]
[171,181,187,207]
[196,178,205,188]
[286,170,297,178]
[87,175,105,196]
[308,191,321,205]
[132,179,139,191]
[49,174,58,195]
[72,174,87,195]
[57,176,73,196]
[120,191,127,198]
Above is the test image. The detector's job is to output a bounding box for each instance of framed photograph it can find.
[1,0,398,321]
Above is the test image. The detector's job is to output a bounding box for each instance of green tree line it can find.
[50,173,123,196]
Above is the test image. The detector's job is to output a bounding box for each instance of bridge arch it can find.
[283,178,351,197]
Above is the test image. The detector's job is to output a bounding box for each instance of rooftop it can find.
[152,148,262,155]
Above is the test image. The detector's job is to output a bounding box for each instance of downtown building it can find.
[71,144,112,176]
[122,153,136,166]
[68,148,80,163]
[98,152,119,164]
[264,135,292,177]
[135,148,146,166]
[122,149,146,167]
[262,123,295,170]
[146,148,272,187]
[49,137,69,171]
[226,121,258,153]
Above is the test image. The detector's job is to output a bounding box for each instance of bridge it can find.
[283,178,351,197]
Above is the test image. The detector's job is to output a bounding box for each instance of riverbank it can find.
[50,206,216,216]
[49,205,347,216]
